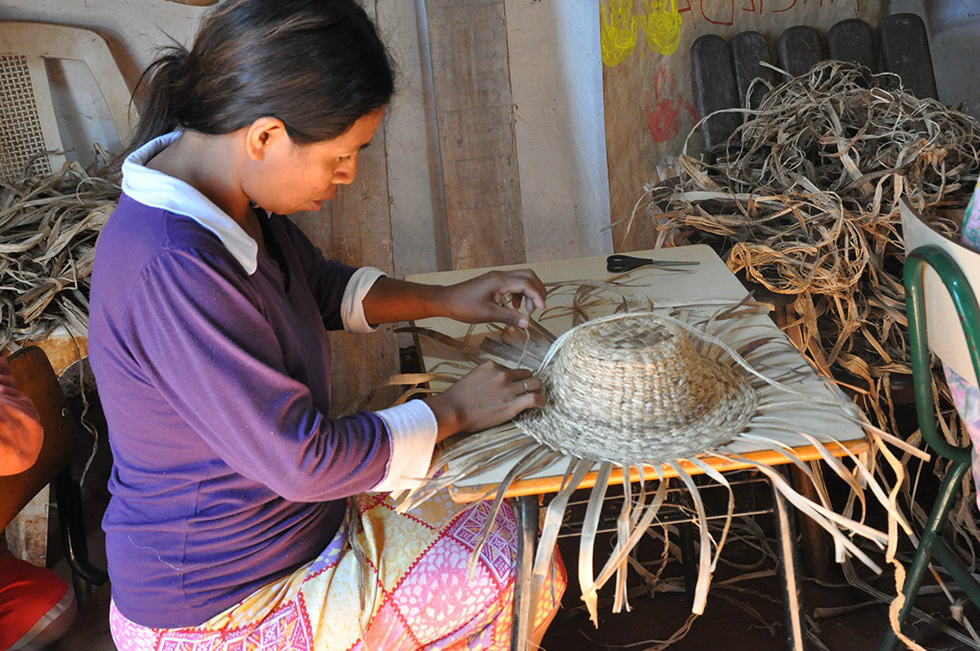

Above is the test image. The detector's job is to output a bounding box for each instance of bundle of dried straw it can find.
[626,60,980,433]
[388,280,917,648]
[0,157,120,352]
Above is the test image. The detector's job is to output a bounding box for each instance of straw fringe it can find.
[578,462,612,626]
[387,289,912,632]
[888,558,928,651]
[669,461,712,615]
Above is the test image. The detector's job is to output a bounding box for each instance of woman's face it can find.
[243,107,385,215]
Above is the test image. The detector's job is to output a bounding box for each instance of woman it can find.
[89,1,564,648]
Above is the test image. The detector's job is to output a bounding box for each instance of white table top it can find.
[407,245,867,495]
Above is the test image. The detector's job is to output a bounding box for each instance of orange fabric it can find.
[0,553,72,649]
[0,357,43,476]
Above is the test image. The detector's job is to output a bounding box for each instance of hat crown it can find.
[555,318,728,429]
[523,313,757,463]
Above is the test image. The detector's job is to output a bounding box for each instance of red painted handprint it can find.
[643,67,697,143]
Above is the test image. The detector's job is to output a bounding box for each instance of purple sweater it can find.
[89,134,437,628]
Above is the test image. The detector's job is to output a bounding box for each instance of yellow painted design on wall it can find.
[638,0,682,56]
[600,0,639,68]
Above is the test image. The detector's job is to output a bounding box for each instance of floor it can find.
[540,520,970,651]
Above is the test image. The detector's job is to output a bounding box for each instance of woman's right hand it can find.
[425,361,544,442]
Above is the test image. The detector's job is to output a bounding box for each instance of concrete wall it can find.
[0,0,611,278]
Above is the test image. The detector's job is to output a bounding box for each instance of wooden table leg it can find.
[772,478,810,651]
[512,495,538,651]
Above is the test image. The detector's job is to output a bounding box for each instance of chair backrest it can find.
[900,200,980,387]
[691,14,938,151]
[0,21,135,180]
[900,199,980,464]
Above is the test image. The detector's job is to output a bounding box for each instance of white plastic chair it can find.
[0,20,135,180]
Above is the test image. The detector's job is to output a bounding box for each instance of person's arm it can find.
[124,248,436,499]
[284,219,547,331]
[282,220,548,439]
[422,359,546,441]
[362,272,548,328]
[0,358,43,476]
[283,221,374,332]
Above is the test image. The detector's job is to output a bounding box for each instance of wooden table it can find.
[407,245,869,651]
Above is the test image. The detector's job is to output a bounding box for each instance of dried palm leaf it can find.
[389,280,916,643]
[614,59,980,648]
[0,154,120,351]
[623,60,978,435]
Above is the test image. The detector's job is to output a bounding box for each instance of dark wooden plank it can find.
[731,31,775,110]
[828,18,877,72]
[879,13,938,100]
[690,34,740,150]
[293,1,401,417]
[326,117,401,416]
[425,0,526,270]
[778,25,824,78]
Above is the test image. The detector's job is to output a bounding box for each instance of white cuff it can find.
[371,400,439,492]
[341,267,387,333]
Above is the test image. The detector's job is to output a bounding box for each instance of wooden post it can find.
[292,2,400,417]
[424,0,526,270]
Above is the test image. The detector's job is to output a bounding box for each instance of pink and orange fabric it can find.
[0,357,44,477]
[0,355,77,651]
[108,494,566,651]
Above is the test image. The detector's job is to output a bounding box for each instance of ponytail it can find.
[125,0,395,151]
[129,47,191,149]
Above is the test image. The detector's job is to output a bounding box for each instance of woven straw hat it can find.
[517,313,758,464]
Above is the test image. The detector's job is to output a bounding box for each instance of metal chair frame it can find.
[880,245,980,650]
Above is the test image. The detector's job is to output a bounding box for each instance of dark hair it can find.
[129,0,394,148]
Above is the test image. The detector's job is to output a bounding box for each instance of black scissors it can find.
[606,254,700,273]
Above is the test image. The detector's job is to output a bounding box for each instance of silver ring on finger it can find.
[522,379,530,394]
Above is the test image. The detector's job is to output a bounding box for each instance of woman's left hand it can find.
[439,270,547,329]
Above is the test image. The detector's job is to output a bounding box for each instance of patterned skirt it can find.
[109,493,566,651]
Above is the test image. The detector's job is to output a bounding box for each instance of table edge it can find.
[447,437,870,502]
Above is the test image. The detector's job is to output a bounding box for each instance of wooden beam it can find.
[425,0,526,270]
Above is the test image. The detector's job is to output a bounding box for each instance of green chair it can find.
[880,203,980,650]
